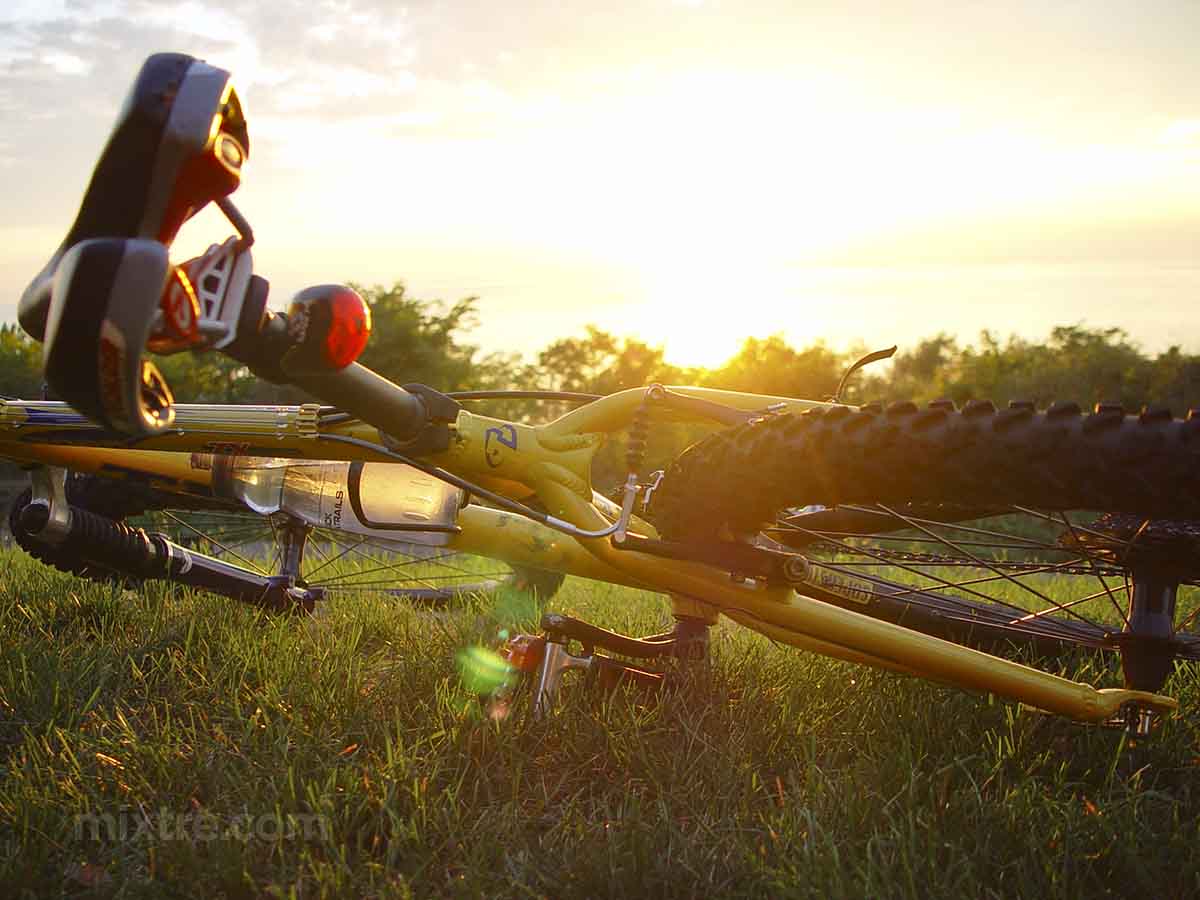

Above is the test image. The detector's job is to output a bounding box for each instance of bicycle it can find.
[5,52,1198,736]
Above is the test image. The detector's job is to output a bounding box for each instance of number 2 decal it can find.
[484,424,517,468]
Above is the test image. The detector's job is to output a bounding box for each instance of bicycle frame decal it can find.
[325,487,346,529]
[22,407,91,426]
[802,564,875,606]
[483,423,518,468]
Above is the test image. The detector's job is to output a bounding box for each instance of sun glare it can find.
[169,64,1200,367]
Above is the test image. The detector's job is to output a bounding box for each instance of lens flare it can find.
[456,645,514,694]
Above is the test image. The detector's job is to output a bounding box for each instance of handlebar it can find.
[296,366,428,445]
[20,50,438,447]
[38,233,431,442]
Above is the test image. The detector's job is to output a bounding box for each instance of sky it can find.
[1,0,1198,366]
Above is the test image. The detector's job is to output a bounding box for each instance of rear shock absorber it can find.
[20,503,162,576]
[612,391,653,543]
[17,499,320,613]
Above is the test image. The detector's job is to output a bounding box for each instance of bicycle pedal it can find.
[1104,702,1165,739]
[497,632,582,717]
[538,612,709,662]
[533,640,592,717]
[1020,699,1169,739]
[498,631,669,718]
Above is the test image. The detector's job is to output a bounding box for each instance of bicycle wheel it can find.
[10,474,565,605]
[127,505,565,604]
[649,400,1200,692]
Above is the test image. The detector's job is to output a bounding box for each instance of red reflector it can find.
[322,288,371,369]
[501,634,546,673]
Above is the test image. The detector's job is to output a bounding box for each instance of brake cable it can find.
[315,433,632,540]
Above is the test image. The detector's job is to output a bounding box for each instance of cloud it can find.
[3,0,1200,268]
[40,50,91,75]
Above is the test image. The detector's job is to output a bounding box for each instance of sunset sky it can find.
[1,1,1197,366]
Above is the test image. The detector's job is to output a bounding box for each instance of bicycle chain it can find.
[813,544,1130,578]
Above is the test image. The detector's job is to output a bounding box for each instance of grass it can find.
[2,547,1200,898]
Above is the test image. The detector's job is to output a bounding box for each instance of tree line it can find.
[1,282,1196,482]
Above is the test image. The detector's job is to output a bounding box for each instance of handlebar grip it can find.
[230,289,426,443]
[289,364,429,443]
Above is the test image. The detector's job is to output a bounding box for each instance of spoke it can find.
[810,558,1107,639]
[308,573,510,588]
[826,560,1088,596]
[146,523,271,543]
[1011,505,1139,552]
[143,510,248,521]
[916,610,1110,647]
[875,504,1109,631]
[1054,511,1131,630]
[1010,582,1129,625]
[179,530,273,547]
[767,526,1075,556]
[319,564,492,592]
[807,555,1112,573]
[786,524,1050,623]
[811,561,1108,643]
[156,511,254,520]
[303,535,333,564]
[157,509,269,576]
[300,532,370,580]
[1174,601,1200,634]
[307,536,476,585]
[268,516,284,574]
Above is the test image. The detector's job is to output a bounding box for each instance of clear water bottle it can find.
[206,454,464,545]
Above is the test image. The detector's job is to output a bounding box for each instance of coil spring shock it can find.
[608,392,656,543]
[19,502,167,576]
[16,498,318,613]
[626,394,652,476]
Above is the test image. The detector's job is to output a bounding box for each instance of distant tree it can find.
[7,278,1200,455]
[534,326,702,485]
[354,282,518,392]
[536,326,687,395]
[1148,346,1200,415]
[703,334,843,400]
[0,323,45,398]
[855,324,1192,412]
[155,353,255,403]
[945,325,1151,408]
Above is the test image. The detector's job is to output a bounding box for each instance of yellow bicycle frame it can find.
[0,388,1176,724]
